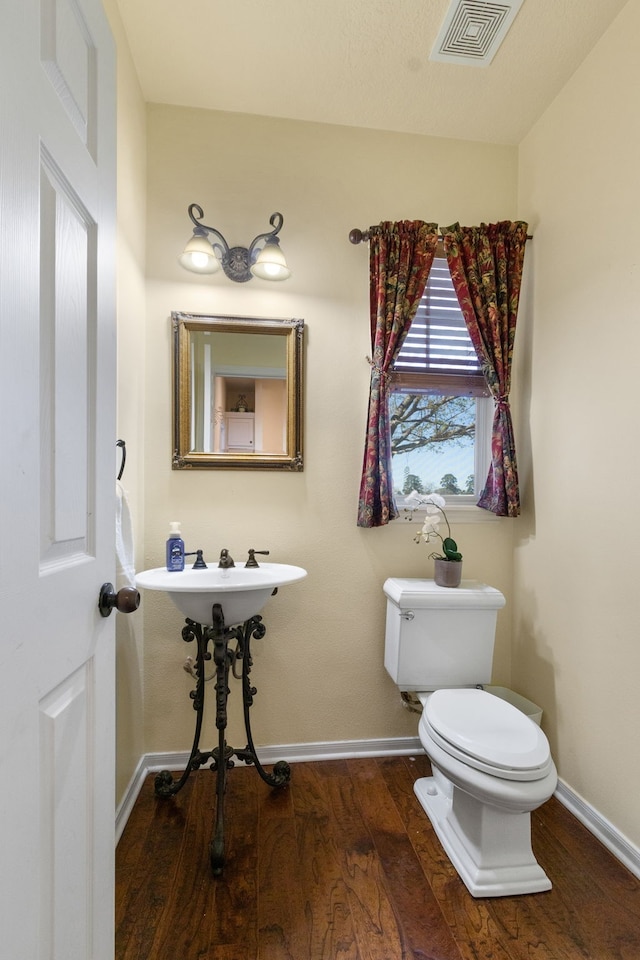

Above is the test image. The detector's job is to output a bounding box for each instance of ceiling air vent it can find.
[430,0,524,66]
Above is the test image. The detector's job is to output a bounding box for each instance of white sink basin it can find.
[136,563,307,626]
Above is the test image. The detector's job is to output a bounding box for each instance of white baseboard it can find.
[115,736,422,844]
[115,755,148,845]
[115,741,640,883]
[554,778,640,881]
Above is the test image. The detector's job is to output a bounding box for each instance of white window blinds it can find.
[392,252,489,398]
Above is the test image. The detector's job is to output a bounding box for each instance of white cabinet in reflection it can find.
[225,412,255,451]
[214,377,286,454]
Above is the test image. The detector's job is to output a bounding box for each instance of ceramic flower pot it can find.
[433,557,462,588]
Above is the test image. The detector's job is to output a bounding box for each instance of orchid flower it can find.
[405,490,462,561]
[420,514,441,537]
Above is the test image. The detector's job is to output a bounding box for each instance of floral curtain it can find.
[442,221,528,517]
[357,220,439,527]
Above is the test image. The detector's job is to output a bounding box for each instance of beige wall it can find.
[106,0,640,865]
[516,0,640,846]
[103,0,147,801]
[141,105,518,757]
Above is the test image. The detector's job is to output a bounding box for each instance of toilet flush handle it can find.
[401,611,415,621]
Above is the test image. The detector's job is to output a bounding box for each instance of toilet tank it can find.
[383,579,506,691]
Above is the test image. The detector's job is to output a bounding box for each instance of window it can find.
[390,248,492,509]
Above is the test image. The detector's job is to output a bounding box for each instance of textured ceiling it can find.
[116,0,628,144]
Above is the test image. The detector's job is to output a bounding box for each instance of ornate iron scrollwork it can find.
[153,605,290,873]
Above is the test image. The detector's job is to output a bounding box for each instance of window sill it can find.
[396,502,500,525]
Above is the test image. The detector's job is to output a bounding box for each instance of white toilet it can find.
[384,578,557,898]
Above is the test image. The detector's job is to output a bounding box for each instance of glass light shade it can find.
[250,239,291,281]
[179,234,220,274]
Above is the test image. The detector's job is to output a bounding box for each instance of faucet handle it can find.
[185,550,207,569]
[245,549,269,568]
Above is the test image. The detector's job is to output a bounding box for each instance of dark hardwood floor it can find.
[116,756,640,959]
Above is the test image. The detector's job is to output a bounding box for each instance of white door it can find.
[225,413,255,450]
[0,1,117,959]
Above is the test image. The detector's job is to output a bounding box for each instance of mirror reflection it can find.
[172,312,304,470]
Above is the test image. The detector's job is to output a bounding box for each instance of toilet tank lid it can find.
[383,578,505,610]
[426,688,550,772]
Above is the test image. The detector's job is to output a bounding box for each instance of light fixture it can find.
[179,204,291,283]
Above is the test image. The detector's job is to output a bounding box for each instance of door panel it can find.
[41,0,98,155]
[40,151,94,566]
[0,2,117,959]
[39,666,94,960]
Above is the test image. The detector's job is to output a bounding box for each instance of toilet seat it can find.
[422,688,553,782]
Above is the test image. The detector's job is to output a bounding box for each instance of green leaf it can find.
[442,538,462,561]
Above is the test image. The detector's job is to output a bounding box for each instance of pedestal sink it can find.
[136,559,307,875]
[135,562,307,626]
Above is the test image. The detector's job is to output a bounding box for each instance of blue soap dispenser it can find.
[166,521,185,571]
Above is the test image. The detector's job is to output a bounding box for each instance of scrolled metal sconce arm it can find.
[180,204,290,283]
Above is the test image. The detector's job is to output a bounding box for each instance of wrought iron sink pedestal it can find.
[154,602,290,875]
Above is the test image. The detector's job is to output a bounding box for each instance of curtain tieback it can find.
[495,394,510,406]
[366,355,390,383]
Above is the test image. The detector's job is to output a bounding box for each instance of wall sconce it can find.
[179,204,291,283]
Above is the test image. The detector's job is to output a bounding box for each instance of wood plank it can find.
[326,760,409,958]
[537,797,640,904]
[115,775,193,960]
[289,761,361,960]
[519,801,640,958]
[115,759,640,960]
[115,775,159,918]
[256,769,309,960]
[140,770,221,960]
[203,765,260,954]
[485,800,640,960]
[381,754,519,960]
[386,755,613,960]
[347,757,464,960]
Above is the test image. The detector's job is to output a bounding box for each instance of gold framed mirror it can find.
[172,312,304,470]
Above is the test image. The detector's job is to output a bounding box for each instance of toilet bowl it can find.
[383,578,557,898]
[414,688,557,897]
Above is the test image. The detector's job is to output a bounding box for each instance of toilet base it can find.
[414,774,552,897]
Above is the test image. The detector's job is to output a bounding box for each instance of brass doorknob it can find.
[98,582,140,618]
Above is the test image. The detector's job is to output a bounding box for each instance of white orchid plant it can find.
[405,491,462,562]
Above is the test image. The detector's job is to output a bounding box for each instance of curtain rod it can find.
[348,227,533,244]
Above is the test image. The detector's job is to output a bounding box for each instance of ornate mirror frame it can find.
[172,312,304,471]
